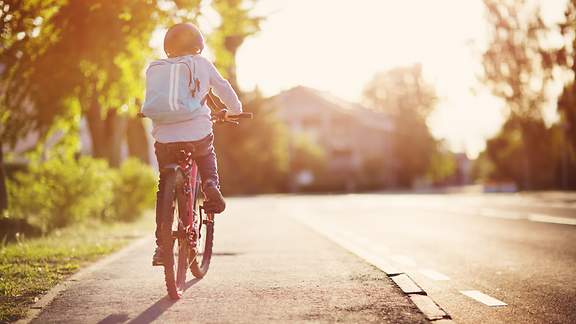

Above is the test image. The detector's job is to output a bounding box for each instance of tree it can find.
[208,1,293,194]
[363,64,438,188]
[0,1,204,210]
[483,116,564,189]
[209,0,262,90]
[1,1,196,166]
[481,0,568,189]
[1,0,68,212]
[426,142,457,185]
[214,92,290,194]
[47,0,165,166]
[556,0,576,188]
[1,1,66,146]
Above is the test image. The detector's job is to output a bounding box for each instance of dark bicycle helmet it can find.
[164,23,205,57]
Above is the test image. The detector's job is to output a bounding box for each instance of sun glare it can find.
[235,0,567,158]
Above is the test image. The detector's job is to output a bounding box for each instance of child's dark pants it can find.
[153,133,219,245]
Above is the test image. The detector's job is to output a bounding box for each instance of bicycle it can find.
[139,108,252,299]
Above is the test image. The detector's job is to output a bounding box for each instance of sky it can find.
[229,0,568,158]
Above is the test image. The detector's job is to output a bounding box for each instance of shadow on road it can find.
[212,252,240,256]
[97,278,202,324]
[97,313,130,324]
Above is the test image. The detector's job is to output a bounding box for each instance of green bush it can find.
[107,158,156,222]
[7,156,114,232]
[7,155,157,232]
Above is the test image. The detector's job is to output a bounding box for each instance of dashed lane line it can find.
[478,208,522,220]
[443,207,576,226]
[527,213,576,226]
[460,290,507,307]
[419,269,450,281]
[291,214,452,321]
[389,255,417,266]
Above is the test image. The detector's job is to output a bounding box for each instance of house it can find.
[263,86,396,191]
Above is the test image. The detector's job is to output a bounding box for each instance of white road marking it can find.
[528,214,576,226]
[479,208,522,220]
[451,207,576,226]
[292,216,403,275]
[460,290,507,306]
[290,213,451,319]
[390,255,417,266]
[419,269,450,281]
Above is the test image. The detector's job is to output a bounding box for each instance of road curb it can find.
[16,236,152,324]
[410,294,451,321]
[392,274,425,295]
[291,215,453,322]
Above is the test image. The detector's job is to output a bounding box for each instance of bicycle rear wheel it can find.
[159,171,190,300]
[190,182,214,278]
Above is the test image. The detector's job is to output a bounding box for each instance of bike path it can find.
[30,197,428,324]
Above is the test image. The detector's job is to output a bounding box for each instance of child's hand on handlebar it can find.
[213,109,239,124]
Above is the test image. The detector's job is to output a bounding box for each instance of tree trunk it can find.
[86,97,107,159]
[0,143,7,213]
[107,109,127,167]
[126,116,150,164]
[85,97,127,167]
[520,123,533,190]
[224,35,242,92]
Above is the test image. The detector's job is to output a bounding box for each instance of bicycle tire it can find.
[190,182,214,278]
[175,178,190,296]
[159,170,190,300]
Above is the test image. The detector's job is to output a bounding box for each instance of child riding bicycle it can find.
[142,23,242,265]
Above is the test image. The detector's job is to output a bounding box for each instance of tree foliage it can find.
[0,0,173,165]
[364,63,436,118]
[0,1,203,209]
[208,1,293,194]
[483,116,566,189]
[1,0,67,145]
[363,64,440,188]
[482,0,562,120]
[209,0,262,89]
[214,93,290,194]
[557,0,576,154]
[481,0,576,189]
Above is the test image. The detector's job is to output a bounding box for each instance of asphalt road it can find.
[285,193,576,324]
[29,193,575,323]
[29,197,427,324]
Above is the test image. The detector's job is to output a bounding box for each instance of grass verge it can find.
[0,213,154,323]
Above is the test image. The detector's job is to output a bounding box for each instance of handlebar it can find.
[136,111,253,126]
[211,111,253,125]
[138,90,253,126]
[227,112,253,119]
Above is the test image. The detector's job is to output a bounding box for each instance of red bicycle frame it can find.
[175,151,201,247]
